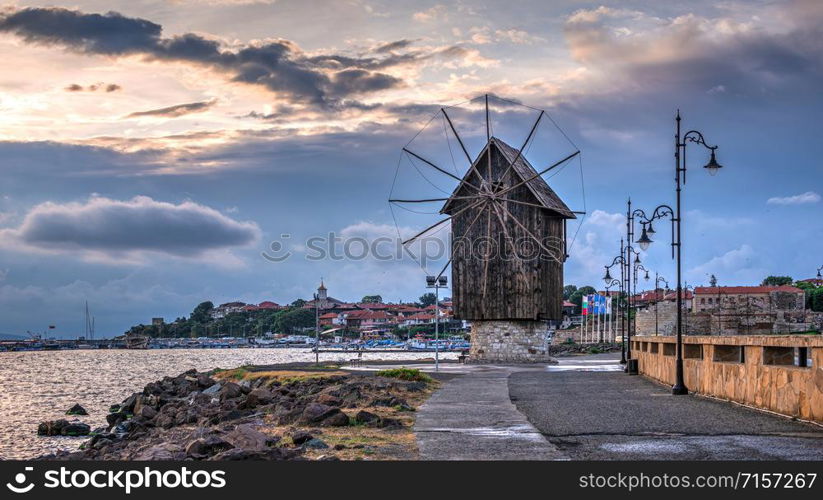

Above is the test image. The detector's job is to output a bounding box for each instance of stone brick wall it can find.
[635,301,821,336]
[469,320,553,363]
[633,335,823,423]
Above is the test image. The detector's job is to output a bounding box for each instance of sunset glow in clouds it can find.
[0,1,821,336]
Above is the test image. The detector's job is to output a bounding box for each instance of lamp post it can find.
[604,241,627,363]
[426,274,448,372]
[604,278,621,344]
[313,293,320,365]
[817,266,823,279]
[654,273,669,336]
[637,110,723,394]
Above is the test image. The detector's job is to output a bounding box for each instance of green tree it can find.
[709,274,718,287]
[291,298,307,308]
[190,301,214,323]
[563,285,578,301]
[811,288,823,312]
[569,286,596,312]
[275,308,316,334]
[762,276,793,286]
[419,293,437,307]
[361,295,383,303]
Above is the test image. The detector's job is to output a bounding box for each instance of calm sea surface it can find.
[0,348,453,459]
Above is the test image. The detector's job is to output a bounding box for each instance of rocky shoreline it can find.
[38,364,435,461]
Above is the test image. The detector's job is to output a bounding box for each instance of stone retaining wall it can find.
[469,320,553,363]
[632,335,823,422]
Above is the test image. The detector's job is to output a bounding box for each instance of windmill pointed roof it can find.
[441,137,576,219]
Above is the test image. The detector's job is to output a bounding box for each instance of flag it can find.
[606,296,612,312]
[582,295,588,316]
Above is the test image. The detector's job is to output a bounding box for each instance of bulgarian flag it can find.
[582,295,588,316]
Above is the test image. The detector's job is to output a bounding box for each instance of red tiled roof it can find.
[319,312,338,319]
[258,301,279,309]
[694,285,803,295]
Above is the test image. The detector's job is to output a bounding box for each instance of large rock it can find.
[219,382,242,401]
[133,443,184,460]
[223,424,276,451]
[354,410,381,426]
[244,388,274,407]
[66,403,88,416]
[289,430,313,445]
[185,436,235,459]
[300,403,338,424]
[61,422,91,436]
[37,419,69,436]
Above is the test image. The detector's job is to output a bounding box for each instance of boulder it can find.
[37,419,69,436]
[137,405,157,420]
[289,430,313,445]
[202,383,222,396]
[133,443,184,461]
[61,422,91,436]
[66,403,88,416]
[223,424,275,451]
[320,411,350,427]
[300,403,338,424]
[303,438,329,449]
[185,436,235,459]
[354,410,381,426]
[244,388,274,407]
[315,394,342,407]
[208,447,297,461]
[219,382,242,401]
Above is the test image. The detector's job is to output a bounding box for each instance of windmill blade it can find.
[495,110,544,184]
[495,150,580,199]
[442,108,488,191]
[441,108,472,163]
[389,196,477,204]
[482,200,492,300]
[402,148,481,190]
[401,197,485,246]
[439,197,489,277]
[495,201,564,264]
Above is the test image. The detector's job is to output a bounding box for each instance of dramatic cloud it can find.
[562,3,823,96]
[0,196,261,260]
[766,191,821,205]
[0,7,423,109]
[126,100,217,118]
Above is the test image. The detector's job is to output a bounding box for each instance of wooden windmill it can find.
[390,95,582,362]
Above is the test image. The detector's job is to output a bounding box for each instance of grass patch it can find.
[375,368,433,383]
[213,368,348,384]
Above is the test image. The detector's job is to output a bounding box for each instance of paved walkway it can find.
[353,354,823,460]
[510,353,823,460]
[413,365,565,460]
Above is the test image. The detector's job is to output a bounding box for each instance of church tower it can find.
[317,279,328,307]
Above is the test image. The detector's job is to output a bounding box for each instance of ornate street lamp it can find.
[635,111,723,394]
[605,241,627,364]
[426,274,448,372]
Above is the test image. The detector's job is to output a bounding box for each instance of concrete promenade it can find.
[510,353,823,460]
[413,365,564,460]
[367,353,823,460]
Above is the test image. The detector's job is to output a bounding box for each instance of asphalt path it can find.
[509,353,823,460]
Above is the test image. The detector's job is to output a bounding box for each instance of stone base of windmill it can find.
[468,320,557,364]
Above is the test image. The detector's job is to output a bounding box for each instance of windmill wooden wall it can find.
[444,138,574,321]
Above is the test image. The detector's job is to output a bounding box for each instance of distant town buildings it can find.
[206,281,461,336]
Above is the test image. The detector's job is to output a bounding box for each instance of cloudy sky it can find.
[0,0,821,337]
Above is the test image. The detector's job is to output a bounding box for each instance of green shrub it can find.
[375,368,433,383]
